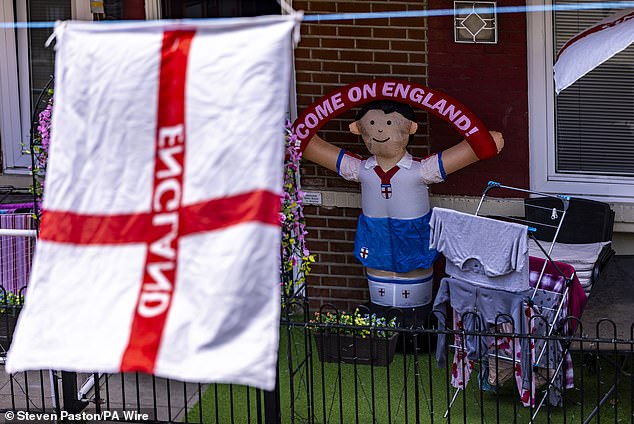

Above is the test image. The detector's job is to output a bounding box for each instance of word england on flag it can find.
[7,15,299,391]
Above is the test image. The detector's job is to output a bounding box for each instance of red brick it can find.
[317,253,347,264]
[295,59,322,72]
[306,217,327,228]
[309,287,331,298]
[329,241,355,252]
[305,239,329,252]
[308,24,337,36]
[326,179,359,191]
[372,3,409,12]
[311,49,339,61]
[373,27,407,39]
[391,39,424,51]
[297,82,327,95]
[356,63,392,74]
[340,50,373,62]
[307,1,337,12]
[373,51,409,63]
[407,28,426,40]
[311,72,340,84]
[315,206,343,216]
[303,205,319,215]
[330,288,367,300]
[295,72,312,84]
[319,229,350,240]
[296,95,316,108]
[355,39,390,50]
[391,16,427,28]
[320,276,347,287]
[337,25,372,38]
[390,63,426,75]
[306,275,321,286]
[301,178,325,188]
[345,231,358,242]
[298,36,320,48]
[343,208,362,218]
[337,2,370,13]
[300,165,317,177]
[310,264,329,274]
[347,277,368,289]
[323,61,356,73]
[321,37,355,49]
[409,53,426,63]
[326,217,357,229]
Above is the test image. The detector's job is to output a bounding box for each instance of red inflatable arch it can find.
[292,79,497,160]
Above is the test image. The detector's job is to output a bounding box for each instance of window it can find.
[0,0,286,174]
[0,1,155,174]
[0,2,70,173]
[161,0,280,19]
[528,0,634,200]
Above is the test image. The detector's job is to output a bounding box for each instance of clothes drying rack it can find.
[441,181,578,421]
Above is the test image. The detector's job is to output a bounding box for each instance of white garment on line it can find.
[429,207,530,292]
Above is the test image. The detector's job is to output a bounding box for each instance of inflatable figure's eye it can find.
[370,120,375,125]
[387,120,392,125]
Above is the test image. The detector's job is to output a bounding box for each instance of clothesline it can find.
[1,2,633,29]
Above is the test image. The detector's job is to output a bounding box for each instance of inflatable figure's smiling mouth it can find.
[372,137,390,143]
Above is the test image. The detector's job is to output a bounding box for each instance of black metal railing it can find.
[0,301,632,423]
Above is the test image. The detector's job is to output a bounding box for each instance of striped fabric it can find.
[0,213,35,294]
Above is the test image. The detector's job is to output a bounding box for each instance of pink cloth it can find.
[449,256,588,404]
[529,256,587,322]
[0,213,35,294]
[451,309,535,407]
[529,255,587,390]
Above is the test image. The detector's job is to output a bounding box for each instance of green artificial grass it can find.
[187,326,633,423]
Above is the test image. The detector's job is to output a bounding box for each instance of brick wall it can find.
[294,0,431,311]
[302,206,366,312]
[294,1,530,310]
[428,0,530,195]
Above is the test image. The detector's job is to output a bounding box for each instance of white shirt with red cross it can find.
[338,150,445,219]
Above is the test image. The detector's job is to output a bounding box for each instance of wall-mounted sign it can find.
[303,191,322,206]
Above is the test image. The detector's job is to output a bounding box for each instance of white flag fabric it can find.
[554,8,634,94]
[7,16,299,391]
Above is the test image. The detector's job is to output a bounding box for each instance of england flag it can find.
[7,16,299,391]
[554,8,634,93]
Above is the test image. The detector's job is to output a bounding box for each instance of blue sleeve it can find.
[437,151,447,180]
[335,149,345,175]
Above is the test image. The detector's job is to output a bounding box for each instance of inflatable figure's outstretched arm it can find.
[302,130,504,177]
[302,134,341,174]
[442,130,504,175]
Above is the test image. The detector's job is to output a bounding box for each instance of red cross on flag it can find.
[7,16,299,391]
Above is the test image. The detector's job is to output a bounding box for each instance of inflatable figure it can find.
[302,99,504,308]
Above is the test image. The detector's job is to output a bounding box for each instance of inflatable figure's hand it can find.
[442,130,504,176]
[490,131,504,154]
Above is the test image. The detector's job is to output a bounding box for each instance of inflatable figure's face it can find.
[350,109,417,160]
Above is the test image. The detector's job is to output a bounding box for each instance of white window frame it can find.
[0,2,28,172]
[0,1,92,174]
[0,0,159,174]
[527,0,634,202]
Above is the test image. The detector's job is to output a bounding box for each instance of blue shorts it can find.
[353,212,438,273]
